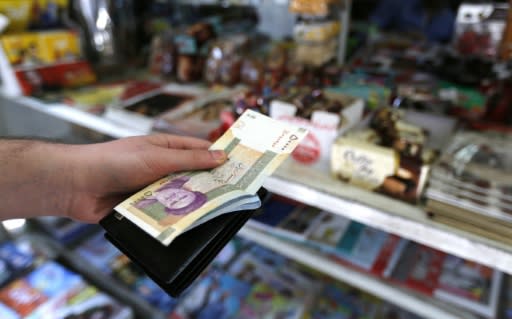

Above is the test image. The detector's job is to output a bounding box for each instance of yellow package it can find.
[294,21,341,43]
[1,33,39,65]
[289,0,341,16]
[0,0,70,33]
[0,1,32,33]
[39,31,80,63]
[1,30,80,66]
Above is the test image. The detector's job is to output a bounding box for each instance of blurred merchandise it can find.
[428,48,496,86]
[15,60,96,96]
[104,82,203,132]
[0,238,133,319]
[0,30,96,96]
[294,19,341,67]
[0,261,133,319]
[204,34,248,86]
[149,32,177,78]
[0,0,69,33]
[454,3,508,57]
[329,72,392,109]
[270,89,364,171]
[477,77,512,130]
[174,22,217,83]
[426,131,512,244]
[331,107,456,203]
[390,242,502,318]
[369,0,455,43]
[1,30,80,66]
[249,197,407,278]
[0,1,32,33]
[39,82,127,114]
[74,231,180,314]
[153,87,245,141]
[289,0,342,17]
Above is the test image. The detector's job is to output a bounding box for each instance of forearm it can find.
[0,139,75,220]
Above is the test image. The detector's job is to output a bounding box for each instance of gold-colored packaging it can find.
[331,136,429,203]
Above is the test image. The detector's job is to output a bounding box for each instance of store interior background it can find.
[0,0,512,319]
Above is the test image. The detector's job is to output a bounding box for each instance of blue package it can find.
[0,242,34,272]
[26,261,82,298]
[134,276,179,314]
[75,232,121,274]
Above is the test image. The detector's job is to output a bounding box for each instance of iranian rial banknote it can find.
[115,110,308,246]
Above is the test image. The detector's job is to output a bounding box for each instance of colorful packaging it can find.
[1,30,81,66]
[0,280,47,317]
[0,1,32,33]
[270,91,364,172]
[25,261,82,298]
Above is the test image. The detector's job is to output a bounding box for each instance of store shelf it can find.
[5,92,512,295]
[238,225,479,319]
[264,160,512,276]
[7,93,512,276]
[0,94,144,139]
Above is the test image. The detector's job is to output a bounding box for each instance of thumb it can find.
[153,149,227,173]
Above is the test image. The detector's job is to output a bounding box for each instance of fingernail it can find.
[210,150,227,163]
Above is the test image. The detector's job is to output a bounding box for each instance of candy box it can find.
[331,108,457,203]
[270,90,364,172]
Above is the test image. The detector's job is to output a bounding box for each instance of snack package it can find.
[289,0,341,16]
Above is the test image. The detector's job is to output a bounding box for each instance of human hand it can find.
[68,134,227,223]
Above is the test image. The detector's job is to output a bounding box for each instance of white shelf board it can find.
[265,160,512,275]
[238,226,479,319]
[7,95,145,139]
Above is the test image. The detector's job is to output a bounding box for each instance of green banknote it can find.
[115,110,308,246]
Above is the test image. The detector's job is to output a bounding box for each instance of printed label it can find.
[331,139,398,189]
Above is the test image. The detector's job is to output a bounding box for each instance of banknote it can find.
[115,110,308,246]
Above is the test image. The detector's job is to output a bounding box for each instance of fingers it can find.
[146,134,212,150]
[151,148,227,173]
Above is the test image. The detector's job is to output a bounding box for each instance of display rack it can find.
[239,226,479,319]
[1,93,509,318]
[266,160,512,276]
[4,94,512,274]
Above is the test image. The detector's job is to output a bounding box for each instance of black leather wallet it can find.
[99,188,267,297]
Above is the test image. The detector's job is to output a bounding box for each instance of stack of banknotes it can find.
[115,110,308,246]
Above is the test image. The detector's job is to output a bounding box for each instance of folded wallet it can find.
[99,188,267,297]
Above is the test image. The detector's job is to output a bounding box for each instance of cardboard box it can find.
[330,108,457,203]
[270,91,364,172]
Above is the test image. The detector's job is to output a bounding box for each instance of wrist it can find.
[0,139,76,219]
[30,141,77,219]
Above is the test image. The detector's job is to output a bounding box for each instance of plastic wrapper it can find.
[203,35,248,85]
[331,107,457,203]
[454,3,508,57]
[427,131,512,219]
[149,33,177,77]
[289,0,340,16]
